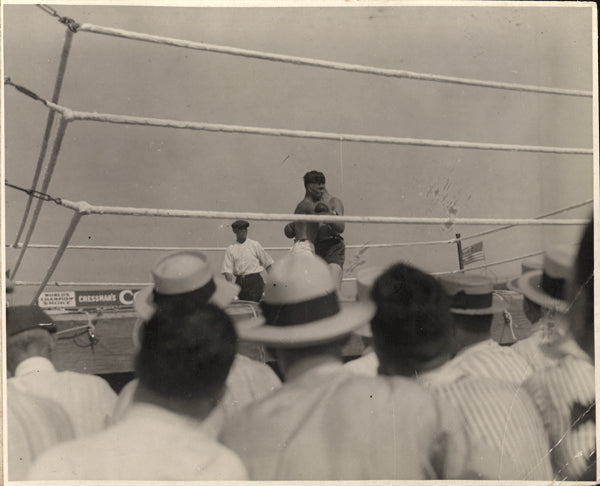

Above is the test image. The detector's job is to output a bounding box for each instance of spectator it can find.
[221,253,483,480]
[112,250,280,431]
[29,304,248,480]
[509,246,589,369]
[222,220,274,302]
[7,383,74,480]
[521,239,595,480]
[369,263,553,479]
[7,305,117,437]
[437,273,531,384]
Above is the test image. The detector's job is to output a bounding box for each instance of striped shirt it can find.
[419,370,553,480]
[221,238,274,276]
[221,358,496,480]
[445,339,532,385]
[7,383,75,480]
[524,355,595,480]
[10,357,117,438]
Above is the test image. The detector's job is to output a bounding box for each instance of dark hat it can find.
[438,274,508,315]
[231,220,249,230]
[6,305,57,336]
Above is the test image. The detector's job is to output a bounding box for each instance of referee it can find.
[221,220,274,302]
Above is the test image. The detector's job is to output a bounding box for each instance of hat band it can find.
[153,278,216,306]
[541,272,565,300]
[451,291,492,310]
[260,292,339,326]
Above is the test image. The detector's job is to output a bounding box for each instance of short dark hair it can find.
[303,170,326,187]
[574,220,594,334]
[135,303,237,401]
[370,263,453,367]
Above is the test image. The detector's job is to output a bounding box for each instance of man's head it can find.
[569,220,594,359]
[6,306,57,374]
[231,220,249,243]
[369,263,453,376]
[303,171,326,201]
[235,253,374,375]
[135,303,237,408]
[438,273,508,348]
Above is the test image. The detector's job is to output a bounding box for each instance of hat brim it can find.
[450,294,508,315]
[236,301,376,348]
[513,270,569,313]
[134,278,240,321]
[354,323,373,338]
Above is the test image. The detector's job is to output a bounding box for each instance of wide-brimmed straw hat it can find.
[134,250,240,321]
[438,273,508,315]
[236,253,375,348]
[510,245,576,314]
[352,266,385,338]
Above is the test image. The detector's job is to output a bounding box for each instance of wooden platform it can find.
[50,293,531,375]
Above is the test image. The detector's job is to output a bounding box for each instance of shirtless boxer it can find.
[284,171,345,288]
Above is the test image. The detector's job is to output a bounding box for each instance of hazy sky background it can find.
[3,2,595,304]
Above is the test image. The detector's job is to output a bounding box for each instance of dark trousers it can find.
[235,273,265,302]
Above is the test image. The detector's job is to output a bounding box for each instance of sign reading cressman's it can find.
[38,289,139,309]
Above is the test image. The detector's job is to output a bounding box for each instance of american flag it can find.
[462,241,485,266]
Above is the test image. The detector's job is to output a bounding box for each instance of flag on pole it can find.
[462,241,485,266]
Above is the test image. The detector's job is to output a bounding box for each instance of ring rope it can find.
[10,116,71,280]
[12,29,75,247]
[56,198,589,226]
[15,247,569,290]
[458,199,593,242]
[74,22,592,98]
[6,197,589,252]
[6,84,593,156]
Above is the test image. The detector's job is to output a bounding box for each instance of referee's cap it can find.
[231,220,250,230]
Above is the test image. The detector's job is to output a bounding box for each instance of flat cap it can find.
[231,220,250,230]
[6,305,57,336]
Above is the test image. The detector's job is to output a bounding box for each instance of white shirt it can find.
[444,339,532,385]
[28,402,248,480]
[111,353,281,434]
[344,348,379,376]
[221,356,488,480]
[9,356,117,438]
[221,238,274,276]
[7,383,75,480]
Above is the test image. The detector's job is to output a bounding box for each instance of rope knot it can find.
[59,17,80,32]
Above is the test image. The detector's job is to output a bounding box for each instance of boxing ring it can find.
[4,6,594,369]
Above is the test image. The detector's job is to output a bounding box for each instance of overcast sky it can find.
[2,2,595,304]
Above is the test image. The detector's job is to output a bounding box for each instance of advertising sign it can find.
[38,289,139,309]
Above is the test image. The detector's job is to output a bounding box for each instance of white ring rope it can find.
[42,101,592,155]
[77,23,592,98]
[57,198,589,226]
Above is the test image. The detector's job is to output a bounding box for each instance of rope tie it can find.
[5,181,62,206]
[4,78,47,105]
[37,5,80,32]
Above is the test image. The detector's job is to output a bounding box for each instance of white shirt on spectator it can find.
[111,353,281,434]
[7,383,75,480]
[9,356,116,437]
[29,402,248,480]
[221,356,496,480]
[221,238,274,276]
[443,339,531,385]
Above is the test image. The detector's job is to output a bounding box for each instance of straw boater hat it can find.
[438,273,508,315]
[134,250,240,321]
[506,257,543,292]
[509,245,576,314]
[352,266,385,338]
[236,253,376,348]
